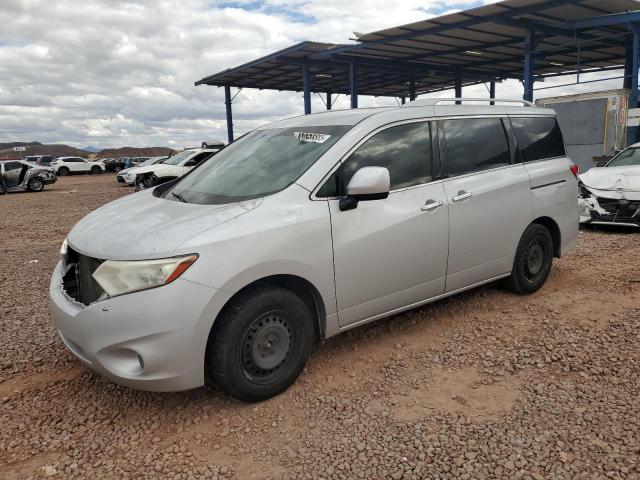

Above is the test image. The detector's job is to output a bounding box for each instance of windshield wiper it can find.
[170,192,188,203]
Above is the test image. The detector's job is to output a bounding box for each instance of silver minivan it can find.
[49,99,579,402]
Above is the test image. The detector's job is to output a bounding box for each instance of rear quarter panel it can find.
[523,157,579,256]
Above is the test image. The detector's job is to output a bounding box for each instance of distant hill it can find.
[0,143,89,158]
[0,143,177,160]
[0,141,42,150]
[96,147,176,159]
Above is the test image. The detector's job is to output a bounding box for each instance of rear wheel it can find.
[206,286,314,402]
[27,176,44,192]
[57,167,70,176]
[505,224,554,295]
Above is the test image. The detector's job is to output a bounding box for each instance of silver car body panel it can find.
[49,103,577,391]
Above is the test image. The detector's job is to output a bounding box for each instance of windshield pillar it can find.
[303,62,311,115]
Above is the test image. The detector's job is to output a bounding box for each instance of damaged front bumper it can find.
[579,190,640,227]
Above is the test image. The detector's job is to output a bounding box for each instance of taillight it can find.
[570,164,579,178]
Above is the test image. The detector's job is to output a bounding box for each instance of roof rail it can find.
[403,98,535,107]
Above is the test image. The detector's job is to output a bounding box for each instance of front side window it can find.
[317,122,431,197]
[606,147,640,167]
[443,118,510,177]
[166,125,352,204]
[511,116,565,162]
[163,150,194,166]
[4,161,23,171]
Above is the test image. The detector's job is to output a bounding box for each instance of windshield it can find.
[139,158,163,167]
[607,147,640,167]
[166,125,352,204]
[163,150,193,166]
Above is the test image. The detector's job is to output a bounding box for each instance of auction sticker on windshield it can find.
[294,132,331,144]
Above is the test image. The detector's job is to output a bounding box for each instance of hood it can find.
[130,164,181,176]
[579,165,640,200]
[68,190,263,260]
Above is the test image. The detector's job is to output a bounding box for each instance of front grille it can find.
[62,247,105,305]
[594,197,640,223]
[116,175,125,183]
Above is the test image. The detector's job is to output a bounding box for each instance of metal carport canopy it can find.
[195,0,640,142]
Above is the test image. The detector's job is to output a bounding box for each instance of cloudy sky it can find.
[0,0,627,149]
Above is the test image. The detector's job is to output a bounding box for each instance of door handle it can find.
[421,200,444,211]
[452,190,472,202]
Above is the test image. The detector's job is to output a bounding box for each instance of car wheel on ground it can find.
[57,167,70,176]
[27,177,44,192]
[205,286,314,402]
[505,223,554,295]
[90,166,102,175]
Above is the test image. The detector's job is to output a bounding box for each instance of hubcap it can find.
[524,240,545,280]
[241,312,292,383]
[32,180,42,190]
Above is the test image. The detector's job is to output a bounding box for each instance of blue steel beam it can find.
[349,62,358,108]
[315,0,583,56]
[224,85,233,144]
[454,70,462,104]
[570,11,640,30]
[409,76,416,101]
[489,81,496,105]
[523,29,535,102]
[302,62,311,114]
[327,91,332,110]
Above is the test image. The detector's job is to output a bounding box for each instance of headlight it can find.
[60,238,68,262]
[92,254,198,298]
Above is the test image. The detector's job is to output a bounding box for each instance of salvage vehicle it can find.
[578,142,640,227]
[116,157,167,186]
[49,98,578,402]
[132,148,218,191]
[51,157,105,176]
[1,160,56,192]
[25,155,55,167]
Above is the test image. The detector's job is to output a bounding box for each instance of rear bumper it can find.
[48,261,232,392]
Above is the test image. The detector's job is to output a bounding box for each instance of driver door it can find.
[320,121,449,327]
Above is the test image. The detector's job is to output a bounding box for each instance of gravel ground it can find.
[1,174,640,480]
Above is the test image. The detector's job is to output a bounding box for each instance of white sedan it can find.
[132,148,220,191]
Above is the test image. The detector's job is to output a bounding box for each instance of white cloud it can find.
[0,0,626,149]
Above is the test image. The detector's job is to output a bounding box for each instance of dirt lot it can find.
[1,174,639,480]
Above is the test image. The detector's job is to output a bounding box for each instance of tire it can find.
[505,224,554,295]
[205,286,314,402]
[90,166,102,175]
[27,176,44,192]
[57,167,70,176]
[114,166,122,173]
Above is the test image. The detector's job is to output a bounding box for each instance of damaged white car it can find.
[578,143,640,227]
[1,160,56,193]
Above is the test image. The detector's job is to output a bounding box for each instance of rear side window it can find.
[443,118,510,176]
[510,117,565,162]
[317,122,431,197]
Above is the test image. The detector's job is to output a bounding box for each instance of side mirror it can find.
[596,160,606,167]
[339,166,390,211]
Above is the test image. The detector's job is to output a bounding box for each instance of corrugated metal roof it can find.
[196,0,640,97]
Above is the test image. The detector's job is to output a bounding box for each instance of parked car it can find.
[116,157,167,185]
[1,160,56,192]
[49,99,578,402]
[51,157,105,176]
[101,158,123,173]
[131,148,217,190]
[25,155,55,166]
[578,142,640,227]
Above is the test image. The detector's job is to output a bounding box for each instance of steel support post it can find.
[349,62,358,109]
[224,85,234,144]
[523,29,535,102]
[303,62,311,114]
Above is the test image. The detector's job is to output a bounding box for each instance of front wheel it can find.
[505,224,553,295]
[27,176,44,192]
[90,166,102,175]
[205,286,314,402]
